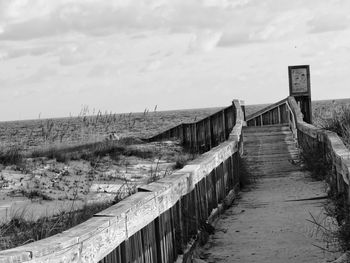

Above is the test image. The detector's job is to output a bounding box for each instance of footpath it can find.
[198,125,339,263]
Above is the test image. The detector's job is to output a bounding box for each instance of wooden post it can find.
[212,115,217,146]
[176,200,184,254]
[208,117,213,149]
[203,177,209,218]
[222,109,227,140]
[241,105,246,121]
[211,170,218,208]
[194,122,198,152]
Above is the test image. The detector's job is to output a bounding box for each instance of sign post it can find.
[288,65,312,124]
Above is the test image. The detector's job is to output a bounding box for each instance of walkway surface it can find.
[199,125,338,263]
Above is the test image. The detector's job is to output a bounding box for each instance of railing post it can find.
[240,100,246,121]
[212,115,217,147]
[222,109,227,140]
[194,122,198,152]
[208,117,213,149]
[277,106,281,124]
[176,200,184,254]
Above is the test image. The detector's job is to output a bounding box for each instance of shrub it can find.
[31,146,72,163]
[29,137,152,163]
[90,141,125,161]
[322,192,350,253]
[20,189,53,201]
[0,145,23,166]
[173,155,189,169]
[319,105,350,147]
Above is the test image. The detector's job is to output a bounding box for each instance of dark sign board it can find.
[288,65,310,96]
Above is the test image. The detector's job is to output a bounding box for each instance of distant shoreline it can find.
[1,98,350,124]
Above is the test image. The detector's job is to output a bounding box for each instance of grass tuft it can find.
[320,192,350,253]
[19,189,53,201]
[30,137,152,163]
[172,154,192,170]
[299,138,350,253]
[0,202,112,250]
[0,146,23,166]
[317,105,350,147]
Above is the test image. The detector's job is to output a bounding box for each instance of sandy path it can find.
[199,125,339,262]
[200,171,338,262]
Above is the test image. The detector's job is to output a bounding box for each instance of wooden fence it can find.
[246,98,289,127]
[147,100,245,153]
[0,100,245,263]
[286,96,350,202]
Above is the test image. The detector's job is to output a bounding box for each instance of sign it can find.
[288,65,312,123]
[288,65,310,96]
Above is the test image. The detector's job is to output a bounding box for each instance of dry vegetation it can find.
[0,106,219,250]
[298,98,350,255]
[312,99,350,147]
[0,138,196,250]
[0,106,222,153]
[1,99,349,250]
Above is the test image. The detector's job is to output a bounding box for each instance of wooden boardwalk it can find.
[199,124,337,263]
[2,95,348,263]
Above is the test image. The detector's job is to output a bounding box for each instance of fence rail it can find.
[246,98,289,126]
[147,100,245,153]
[0,100,245,263]
[286,96,350,202]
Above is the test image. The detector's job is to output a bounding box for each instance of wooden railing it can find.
[247,94,350,201]
[0,100,245,263]
[147,100,245,153]
[246,98,289,126]
[286,96,350,202]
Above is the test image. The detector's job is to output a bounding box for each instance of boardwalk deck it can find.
[198,124,338,263]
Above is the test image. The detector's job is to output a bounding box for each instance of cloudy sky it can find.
[0,0,349,121]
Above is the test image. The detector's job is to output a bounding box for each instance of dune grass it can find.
[0,202,112,250]
[0,145,23,166]
[315,104,350,147]
[29,137,152,163]
[304,106,350,253]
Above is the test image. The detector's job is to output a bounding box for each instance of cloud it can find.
[88,63,121,77]
[0,0,235,41]
[218,31,252,46]
[188,30,222,52]
[308,13,349,34]
[58,44,91,66]
[140,59,162,72]
[1,0,347,44]
[21,66,58,84]
[0,45,53,59]
[203,0,252,8]
[0,1,161,40]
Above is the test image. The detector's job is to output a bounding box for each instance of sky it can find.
[0,0,350,121]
